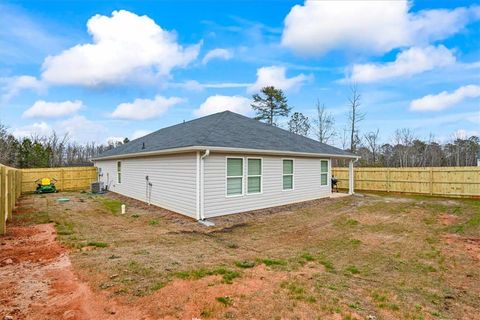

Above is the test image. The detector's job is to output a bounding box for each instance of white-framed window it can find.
[320,160,329,186]
[247,158,262,194]
[117,161,122,184]
[226,157,243,196]
[282,159,294,190]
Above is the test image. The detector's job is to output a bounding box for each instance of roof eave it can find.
[92,146,359,161]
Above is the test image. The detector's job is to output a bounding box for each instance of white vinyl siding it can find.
[94,153,197,218]
[226,158,243,196]
[247,158,262,194]
[204,153,332,218]
[282,159,293,190]
[320,160,328,186]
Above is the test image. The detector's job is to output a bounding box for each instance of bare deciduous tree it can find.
[347,83,365,153]
[288,112,310,136]
[313,100,335,144]
[364,129,380,164]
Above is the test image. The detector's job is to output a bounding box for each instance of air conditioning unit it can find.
[91,182,104,194]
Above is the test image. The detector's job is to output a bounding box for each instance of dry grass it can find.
[14,191,480,319]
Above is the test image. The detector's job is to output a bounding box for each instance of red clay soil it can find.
[443,233,480,262]
[0,224,144,320]
[2,223,341,320]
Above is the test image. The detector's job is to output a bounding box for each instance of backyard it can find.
[1,191,479,320]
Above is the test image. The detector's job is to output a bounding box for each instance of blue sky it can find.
[0,0,479,146]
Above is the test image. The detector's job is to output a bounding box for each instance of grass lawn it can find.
[13,191,480,319]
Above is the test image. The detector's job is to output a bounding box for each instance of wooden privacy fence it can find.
[21,167,97,193]
[0,164,22,235]
[333,166,480,198]
[1,165,96,235]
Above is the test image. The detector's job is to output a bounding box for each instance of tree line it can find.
[250,85,479,167]
[0,124,130,168]
[0,84,478,168]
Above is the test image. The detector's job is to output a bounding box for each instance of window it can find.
[283,159,293,190]
[117,161,122,184]
[321,160,329,186]
[247,158,262,194]
[226,158,243,196]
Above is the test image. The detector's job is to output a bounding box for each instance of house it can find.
[92,111,358,220]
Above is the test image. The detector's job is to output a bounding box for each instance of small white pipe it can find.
[121,204,126,214]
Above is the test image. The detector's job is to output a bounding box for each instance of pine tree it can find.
[251,86,291,126]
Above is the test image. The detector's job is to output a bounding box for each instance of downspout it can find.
[199,149,210,220]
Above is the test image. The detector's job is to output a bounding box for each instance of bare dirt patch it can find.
[1,191,480,319]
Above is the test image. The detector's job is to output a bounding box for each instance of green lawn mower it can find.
[35,178,58,194]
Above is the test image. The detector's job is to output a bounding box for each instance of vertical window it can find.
[247,158,262,194]
[117,161,122,184]
[226,158,243,196]
[283,159,293,190]
[321,160,329,186]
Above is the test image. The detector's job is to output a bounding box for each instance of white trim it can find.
[320,159,329,186]
[92,145,359,161]
[282,158,294,191]
[116,160,122,184]
[225,157,244,197]
[196,151,200,220]
[246,157,263,195]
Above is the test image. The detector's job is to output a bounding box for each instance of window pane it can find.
[283,160,293,174]
[321,160,328,173]
[117,161,121,171]
[227,158,243,176]
[321,173,328,186]
[283,175,293,190]
[118,173,122,184]
[248,177,261,193]
[227,177,242,195]
[248,159,261,175]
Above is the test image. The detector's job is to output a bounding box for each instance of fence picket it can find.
[332,166,480,198]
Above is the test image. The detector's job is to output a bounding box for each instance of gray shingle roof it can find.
[94,111,355,159]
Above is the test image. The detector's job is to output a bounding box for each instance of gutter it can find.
[92,146,359,161]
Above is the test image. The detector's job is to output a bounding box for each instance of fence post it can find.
[386,168,390,193]
[8,170,13,221]
[429,167,433,195]
[61,168,65,191]
[16,171,21,199]
[0,166,5,235]
[5,169,11,222]
[12,171,16,207]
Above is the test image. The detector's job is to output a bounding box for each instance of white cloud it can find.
[282,0,479,56]
[111,95,183,120]
[453,129,480,140]
[11,121,52,138]
[106,136,125,144]
[1,75,45,102]
[11,115,107,143]
[349,45,456,83]
[194,95,252,117]
[59,115,106,142]
[247,66,311,93]
[23,100,83,118]
[131,129,152,140]
[410,85,480,111]
[202,48,233,65]
[41,10,201,86]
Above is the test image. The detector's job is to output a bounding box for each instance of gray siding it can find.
[203,153,331,218]
[94,153,197,218]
